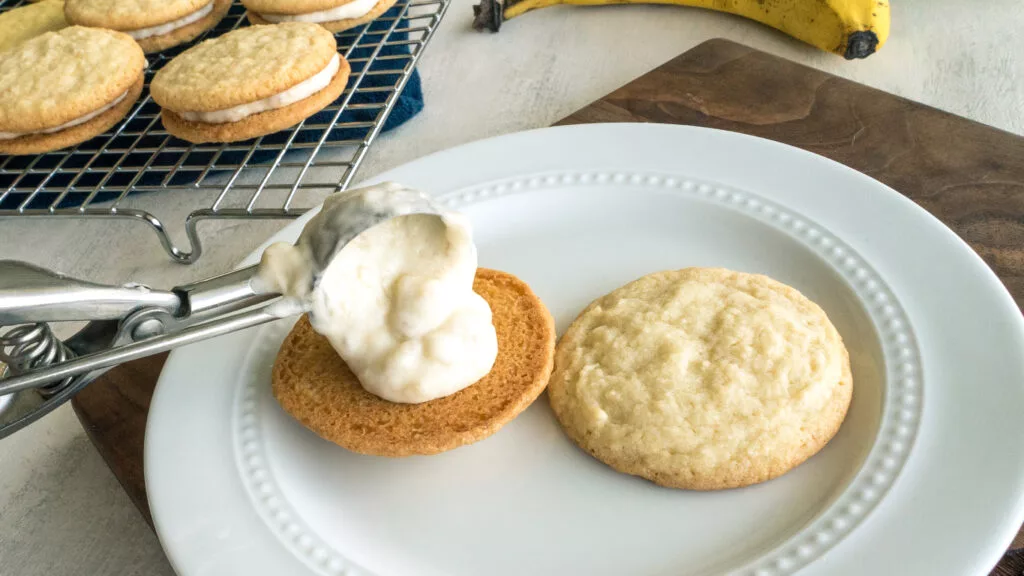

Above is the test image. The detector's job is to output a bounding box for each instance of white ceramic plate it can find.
[145,124,1024,576]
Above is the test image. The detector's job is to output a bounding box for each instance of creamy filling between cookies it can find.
[259,182,499,404]
[177,53,340,124]
[124,1,215,39]
[0,90,130,141]
[256,0,379,24]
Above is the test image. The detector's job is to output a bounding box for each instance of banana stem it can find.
[472,0,503,31]
[469,0,890,60]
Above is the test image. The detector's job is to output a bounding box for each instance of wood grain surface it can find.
[72,353,165,527]
[556,39,1024,312]
[72,38,1024,574]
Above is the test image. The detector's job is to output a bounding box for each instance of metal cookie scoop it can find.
[0,183,440,439]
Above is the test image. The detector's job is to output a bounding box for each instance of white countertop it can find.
[1,1,1022,574]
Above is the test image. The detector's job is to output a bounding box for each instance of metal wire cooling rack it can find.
[0,0,449,263]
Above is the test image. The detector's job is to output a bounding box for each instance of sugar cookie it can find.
[244,0,398,33]
[64,0,230,54]
[548,268,853,490]
[151,22,350,143]
[0,26,145,155]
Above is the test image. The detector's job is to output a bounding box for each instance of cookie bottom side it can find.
[160,56,351,143]
[0,74,143,155]
[133,0,232,54]
[272,268,556,457]
[246,0,397,33]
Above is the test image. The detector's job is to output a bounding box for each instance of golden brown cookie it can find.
[64,0,207,27]
[158,56,350,143]
[0,27,144,154]
[0,76,142,156]
[133,0,231,54]
[272,268,556,457]
[246,0,398,33]
[548,268,853,490]
[151,23,337,112]
[0,26,144,131]
[0,0,67,54]
[152,23,349,143]
[64,0,228,54]
[244,0,367,15]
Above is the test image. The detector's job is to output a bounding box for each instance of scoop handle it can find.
[0,260,183,325]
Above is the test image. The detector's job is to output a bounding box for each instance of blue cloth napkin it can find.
[351,7,425,132]
[297,5,425,140]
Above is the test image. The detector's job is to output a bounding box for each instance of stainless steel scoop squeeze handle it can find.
[0,261,185,324]
[0,182,444,439]
[0,260,280,438]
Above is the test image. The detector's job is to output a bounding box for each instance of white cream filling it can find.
[257,0,378,23]
[177,53,340,124]
[125,1,215,40]
[259,183,499,404]
[0,90,130,141]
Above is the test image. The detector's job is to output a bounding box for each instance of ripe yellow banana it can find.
[473,0,890,59]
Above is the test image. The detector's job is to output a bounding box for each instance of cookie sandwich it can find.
[0,0,67,53]
[548,268,853,490]
[63,0,231,54]
[244,0,397,33]
[151,22,350,144]
[262,183,557,456]
[0,27,145,155]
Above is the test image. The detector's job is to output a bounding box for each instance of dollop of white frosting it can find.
[177,54,340,124]
[259,183,499,404]
[126,1,215,40]
[0,90,130,140]
[257,0,378,23]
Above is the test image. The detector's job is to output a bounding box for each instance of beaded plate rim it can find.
[231,170,924,576]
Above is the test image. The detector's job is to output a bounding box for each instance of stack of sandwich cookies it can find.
[63,0,231,54]
[243,0,398,33]
[151,23,350,144]
[0,27,145,155]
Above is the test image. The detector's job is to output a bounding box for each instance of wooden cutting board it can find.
[71,38,1024,575]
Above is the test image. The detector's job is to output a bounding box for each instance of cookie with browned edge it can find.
[0,26,145,155]
[64,0,230,54]
[272,268,556,456]
[244,0,398,33]
[151,22,350,144]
